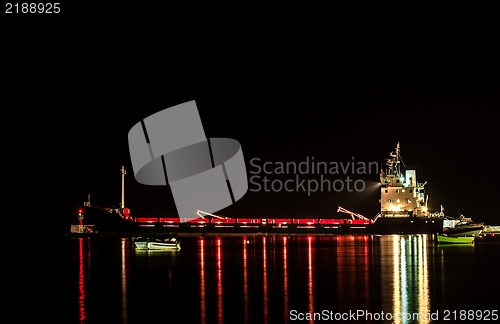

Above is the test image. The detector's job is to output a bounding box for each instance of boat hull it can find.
[445,226,483,237]
[134,241,180,250]
[437,235,474,244]
[134,241,148,249]
[147,242,180,250]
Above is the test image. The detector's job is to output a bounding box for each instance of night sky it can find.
[4,14,499,234]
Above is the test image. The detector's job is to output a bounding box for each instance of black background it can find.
[3,6,499,234]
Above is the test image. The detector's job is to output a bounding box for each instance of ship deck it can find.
[67,216,445,236]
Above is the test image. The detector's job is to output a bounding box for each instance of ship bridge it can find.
[380,143,428,218]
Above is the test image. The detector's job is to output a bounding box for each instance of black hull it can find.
[369,217,443,234]
[74,207,444,235]
[78,207,139,232]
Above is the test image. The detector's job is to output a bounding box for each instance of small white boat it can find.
[443,215,483,237]
[133,235,181,250]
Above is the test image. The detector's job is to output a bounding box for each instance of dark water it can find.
[15,234,500,323]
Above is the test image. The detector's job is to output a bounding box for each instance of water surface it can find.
[15,234,500,323]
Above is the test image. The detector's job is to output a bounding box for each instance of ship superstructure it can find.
[368,142,444,234]
[379,142,428,218]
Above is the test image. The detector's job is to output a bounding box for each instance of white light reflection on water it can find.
[401,236,408,322]
[393,235,401,323]
[418,235,430,324]
[391,234,430,324]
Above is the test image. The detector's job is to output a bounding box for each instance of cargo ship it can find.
[69,143,445,235]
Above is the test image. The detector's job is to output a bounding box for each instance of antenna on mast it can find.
[120,165,126,209]
[394,141,401,175]
[386,142,401,175]
[84,194,91,206]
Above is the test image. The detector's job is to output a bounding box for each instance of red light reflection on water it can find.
[283,236,288,324]
[194,234,375,323]
[78,238,86,324]
[243,236,249,324]
[336,235,345,312]
[364,235,370,310]
[262,236,268,324]
[121,239,129,324]
[217,238,224,324]
[333,235,373,312]
[307,236,315,324]
[199,238,206,324]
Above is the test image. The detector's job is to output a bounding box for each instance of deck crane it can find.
[196,210,229,219]
[337,206,372,222]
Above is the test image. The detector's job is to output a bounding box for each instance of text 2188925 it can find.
[5,3,60,13]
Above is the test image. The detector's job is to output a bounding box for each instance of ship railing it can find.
[70,225,96,233]
[372,213,382,223]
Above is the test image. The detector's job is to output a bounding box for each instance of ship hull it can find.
[78,206,140,232]
[73,207,444,235]
[369,217,443,234]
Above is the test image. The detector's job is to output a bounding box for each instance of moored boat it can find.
[443,215,483,237]
[480,225,500,236]
[437,234,474,244]
[133,235,181,250]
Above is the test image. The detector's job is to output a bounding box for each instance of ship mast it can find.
[120,165,126,209]
[84,194,91,206]
[386,141,401,176]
